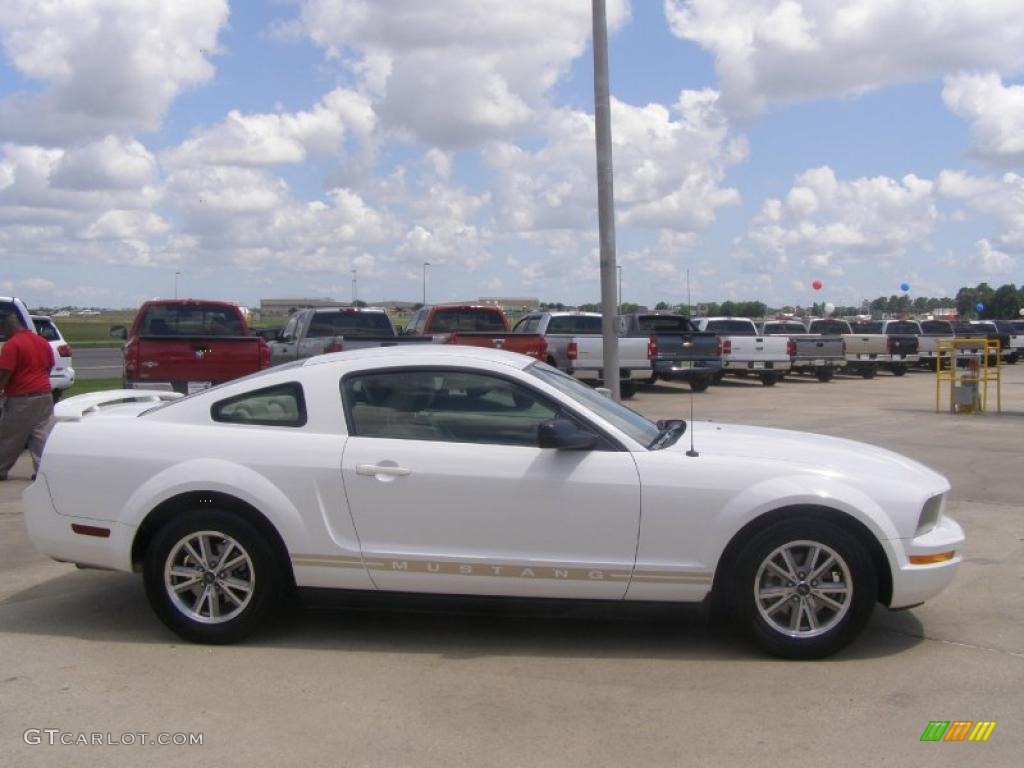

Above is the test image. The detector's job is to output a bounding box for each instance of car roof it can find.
[310,306,387,313]
[302,344,536,370]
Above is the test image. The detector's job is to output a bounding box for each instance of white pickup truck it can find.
[693,317,790,386]
[917,320,956,369]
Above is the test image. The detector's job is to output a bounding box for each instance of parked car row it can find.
[98,299,1021,401]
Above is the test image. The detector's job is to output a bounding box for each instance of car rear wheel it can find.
[690,377,710,393]
[860,367,877,379]
[891,364,908,376]
[143,509,285,644]
[734,519,876,659]
[815,368,834,383]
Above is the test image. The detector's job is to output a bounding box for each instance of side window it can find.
[343,370,563,446]
[514,316,539,333]
[281,314,300,341]
[407,309,426,335]
[212,382,307,427]
[36,322,59,341]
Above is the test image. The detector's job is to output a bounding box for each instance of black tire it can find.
[143,509,286,644]
[619,380,637,399]
[760,373,778,387]
[689,377,710,393]
[860,367,877,380]
[1006,352,1018,365]
[732,517,877,659]
[815,368,833,383]
[890,364,907,377]
[712,371,726,384]
[51,389,63,402]
[641,373,658,387]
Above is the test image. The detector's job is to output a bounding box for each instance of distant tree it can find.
[410,302,424,311]
[654,301,671,310]
[990,284,1020,319]
[578,302,601,312]
[619,302,641,314]
[353,299,367,308]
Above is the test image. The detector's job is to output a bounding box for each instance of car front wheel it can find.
[734,519,877,659]
[143,509,285,644]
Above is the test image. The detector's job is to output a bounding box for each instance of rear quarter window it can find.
[547,315,603,334]
[211,382,307,427]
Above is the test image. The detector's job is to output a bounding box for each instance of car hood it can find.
[677,421,948,489]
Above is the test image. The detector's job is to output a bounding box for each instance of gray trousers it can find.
[0,394,54,479]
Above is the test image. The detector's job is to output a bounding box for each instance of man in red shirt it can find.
[0,310,55,481]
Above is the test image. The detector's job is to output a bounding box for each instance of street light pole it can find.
[422,262,430,305]
[617,265,622,313]
[174,271,180,299]
[351,269,358,305]
[592,0,620,400]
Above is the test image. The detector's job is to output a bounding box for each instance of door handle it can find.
[356,463,412,477]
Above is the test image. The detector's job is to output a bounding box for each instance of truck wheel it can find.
[760,373,779,387]
[619,381,637,399]
[890,364,907,377]
[143,509,286,644]
[815,368,833,383]
[712,371,726,384]
[641,373,658,387]
[690,377,710,393]
[1007,353,1018,365]
[51,389,63,402]
[733,517,876,659]
[860,367,877,380]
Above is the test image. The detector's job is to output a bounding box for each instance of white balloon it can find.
[1020,308,1024,316]
[824,302,835,314]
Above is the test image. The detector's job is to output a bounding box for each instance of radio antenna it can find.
[685,268,699,457]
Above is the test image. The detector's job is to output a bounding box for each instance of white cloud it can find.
[291,0,630,146]
[485,90,743,234]
[0,0,228,144]
[972,238,1015,275]
[161,88,376,169]
[943,72,1024,165]
[665,0,1024,116]
[745,166,937,273]
[937,170,1024,251]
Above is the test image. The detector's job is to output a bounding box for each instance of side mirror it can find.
[538,418,599,451]
[109,325,127,340]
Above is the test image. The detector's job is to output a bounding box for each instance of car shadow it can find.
[0,570,924,662]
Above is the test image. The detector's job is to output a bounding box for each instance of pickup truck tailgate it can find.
[134,337,265,391]
[444,332,547,359]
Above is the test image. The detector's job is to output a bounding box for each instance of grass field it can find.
[49,314,135,348]
[60,378,122,398]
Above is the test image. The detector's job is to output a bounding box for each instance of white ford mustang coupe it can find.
[24,346,963,658]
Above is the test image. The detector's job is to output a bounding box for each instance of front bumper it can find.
[885,515,965,609]
[22,474,134,572]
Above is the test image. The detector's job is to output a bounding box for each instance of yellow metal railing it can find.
[935,338,1001,413]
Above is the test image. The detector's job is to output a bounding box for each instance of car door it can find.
[270,313,302,365]
[339,367,641,599]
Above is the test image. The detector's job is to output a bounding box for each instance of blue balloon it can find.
[976,302,985,313]
[899,282,910,292]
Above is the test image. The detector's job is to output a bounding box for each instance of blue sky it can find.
[1,0,1022,310]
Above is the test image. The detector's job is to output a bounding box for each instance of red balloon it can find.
[811,279,823,290]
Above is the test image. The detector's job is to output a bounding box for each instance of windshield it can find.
[139,303,244,337]
[705,319,756,335]
[429,308,506,332]
[851,321,882,333]
[308,310,393,337]
[764,322,807,334]
[920,321,952,334]
[633,315,693,332]
[885,321,920,334]
[547,315,603,334]
[527,362,659,447]
[806,319,847,335]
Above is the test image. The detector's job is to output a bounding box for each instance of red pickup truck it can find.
[111,300,270,394]
[403,304,547,360]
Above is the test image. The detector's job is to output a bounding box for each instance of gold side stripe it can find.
[291,554,711,584]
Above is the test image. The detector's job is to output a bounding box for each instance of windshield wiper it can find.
[648,419,687,450]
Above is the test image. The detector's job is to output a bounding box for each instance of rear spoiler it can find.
[53,389,183,421]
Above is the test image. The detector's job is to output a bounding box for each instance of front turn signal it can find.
[909,551,955,565]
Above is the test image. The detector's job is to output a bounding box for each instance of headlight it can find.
[916,493,945,536]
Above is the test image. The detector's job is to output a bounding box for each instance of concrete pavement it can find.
[1,365,1021,767]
